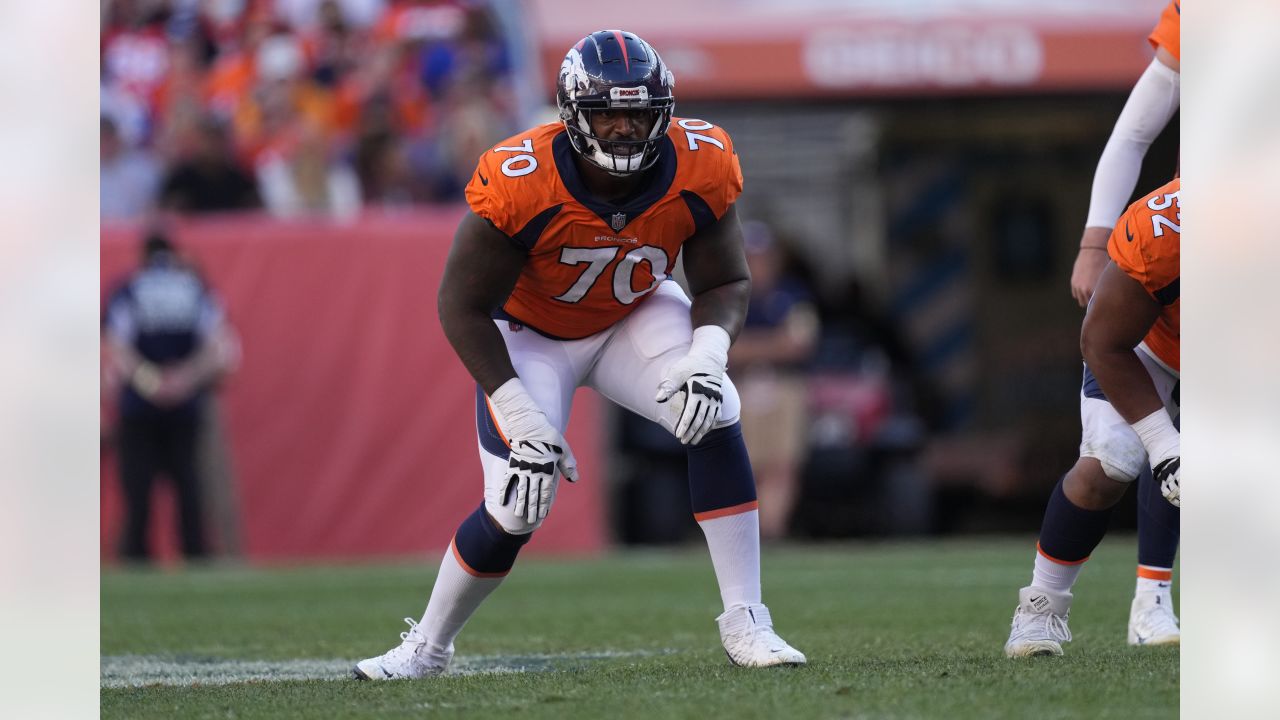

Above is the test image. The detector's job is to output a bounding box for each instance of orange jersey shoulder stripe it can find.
[1107,178,1180,371]
[464,119,742,339]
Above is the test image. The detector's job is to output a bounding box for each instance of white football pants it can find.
[479,280,741,533]
[1079,345,1179,483]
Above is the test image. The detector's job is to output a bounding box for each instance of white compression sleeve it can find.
[1084,59,1181,229]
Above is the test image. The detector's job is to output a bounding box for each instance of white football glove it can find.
[1153,457,1180,508]
[655,325,732,445]
[1132,408,1180,508]
[488,378,578,524]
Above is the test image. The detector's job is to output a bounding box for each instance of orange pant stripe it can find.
[1137,565,1174,581]
[450,537,509,578]
[693,500,759,523]
[1036,541,1090,566]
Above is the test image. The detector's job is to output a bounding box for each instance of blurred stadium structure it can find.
[100,0,1178,561]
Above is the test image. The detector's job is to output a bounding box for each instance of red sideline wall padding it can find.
[101,210,606,561]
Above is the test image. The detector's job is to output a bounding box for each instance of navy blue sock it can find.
[452,503,532,576]
[1038,475,1113,563]
[1136,465,1180,568]
[687,422,757,519]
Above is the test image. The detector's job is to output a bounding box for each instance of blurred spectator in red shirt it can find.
[102,0,171,130]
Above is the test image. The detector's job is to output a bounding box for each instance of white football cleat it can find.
[717,603,807,667]
[353,618,454,680]
[1128,591,1180,646]
[1005,586,1073,658]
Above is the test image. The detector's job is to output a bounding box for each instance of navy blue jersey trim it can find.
[511,204,564,251]
[476,384,511,460]
[480,216,530,255]
[489,307,587,341]
[680,190,717,234]
[1081,364,1107,401]
[552,132,677,231]
[1153,277,1179,306]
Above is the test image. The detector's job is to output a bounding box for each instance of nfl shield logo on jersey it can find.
[611,212,627,231]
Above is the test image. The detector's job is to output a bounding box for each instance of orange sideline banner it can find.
[532,0,1165,99]
[101,210,607,562]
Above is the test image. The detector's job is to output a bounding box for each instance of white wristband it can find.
[1131,408,1179,464]
[488,377,544,437]
[689,325,731,369]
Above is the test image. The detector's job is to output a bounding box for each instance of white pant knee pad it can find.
[478,449,553,534]
[1079,398,1146,483]
[713,374,741,428]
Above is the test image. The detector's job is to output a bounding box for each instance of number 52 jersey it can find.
[464,118,743,340]
[1108,177,1181,373]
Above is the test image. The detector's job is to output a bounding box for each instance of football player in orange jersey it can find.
[354,30,805,680]
[1069,0,1182,648]
[1073,1,1179,305]
[1005,180,1181,657]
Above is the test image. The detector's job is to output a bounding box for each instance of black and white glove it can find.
[655,326,732,445]
[1153,457,1180,508]
[1132,408,1180,508]
[488,378,578,524]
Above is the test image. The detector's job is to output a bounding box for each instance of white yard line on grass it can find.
[101,649,675,688]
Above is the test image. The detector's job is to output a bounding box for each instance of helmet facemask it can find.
[561,97,673,175]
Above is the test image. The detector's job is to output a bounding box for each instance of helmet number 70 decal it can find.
[553,245,669,305]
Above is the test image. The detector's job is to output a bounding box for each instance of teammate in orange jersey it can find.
[1073,1,1179,306]
[1005,179,1181,657]
[354,30,806,680]
[1069,0,1182,647]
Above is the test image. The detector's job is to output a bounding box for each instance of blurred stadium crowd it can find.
[101,0,524,220]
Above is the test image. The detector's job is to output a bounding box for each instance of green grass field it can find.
[101,537,1178,719]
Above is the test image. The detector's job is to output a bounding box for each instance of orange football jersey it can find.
[1108,178,1180,372]
[465,119,743,339]
[1149,1,1181,61]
